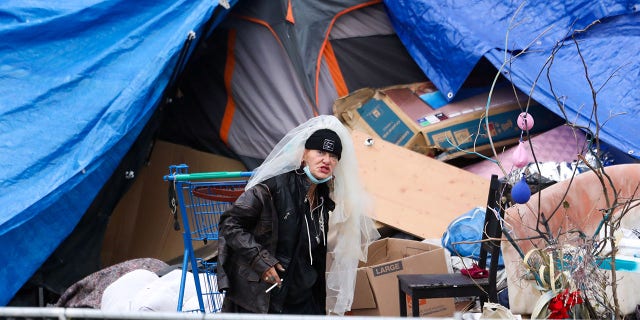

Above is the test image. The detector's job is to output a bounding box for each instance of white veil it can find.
[246,115,380,315]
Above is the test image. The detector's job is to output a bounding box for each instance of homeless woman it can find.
[217,115,379,315]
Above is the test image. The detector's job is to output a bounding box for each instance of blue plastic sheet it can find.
[385,0,640,159]
[0,0,235,306]
[442,207,504,266]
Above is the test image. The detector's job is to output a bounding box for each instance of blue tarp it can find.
[385,0,640,159]
[442,207,504,267]
[0,0,235,306]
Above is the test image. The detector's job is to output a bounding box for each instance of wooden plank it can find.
[352,130,490,239]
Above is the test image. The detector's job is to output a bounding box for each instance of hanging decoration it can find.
[517,112,535,131]
[511,174,531,204]
[511,112,535,204]
[512,140,530,168]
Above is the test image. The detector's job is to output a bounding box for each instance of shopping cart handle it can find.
[164,171,253,181]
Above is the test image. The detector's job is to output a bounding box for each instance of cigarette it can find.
[265,279,284,293]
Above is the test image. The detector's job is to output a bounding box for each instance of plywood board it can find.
[352,130,490,239]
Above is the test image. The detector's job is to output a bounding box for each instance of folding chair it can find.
[397,174,506,317]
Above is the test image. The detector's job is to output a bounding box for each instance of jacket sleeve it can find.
[219,184,279,276]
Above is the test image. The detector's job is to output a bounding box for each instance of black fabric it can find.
[222,298,255,313]
[331,34,428,92]
[269,173,309,273]
[278,296,325,315]
[223,171,332,314]
[217,183,280,313]
[156,30,239,161]
[269,175,330,313]
[222,294,323,315]
[304,129,342,159]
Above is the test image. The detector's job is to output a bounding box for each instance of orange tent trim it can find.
[286,0,295,24]
[322,42,348,98]
[220,29,237,145]
[314,0,382,107]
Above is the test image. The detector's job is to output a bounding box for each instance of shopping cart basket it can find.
[164,164,252,313]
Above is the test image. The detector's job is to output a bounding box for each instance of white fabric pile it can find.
[101,269,221,312]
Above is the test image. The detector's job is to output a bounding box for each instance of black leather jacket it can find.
[217,170,334,313]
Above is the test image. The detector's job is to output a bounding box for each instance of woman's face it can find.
[303,149,339,180]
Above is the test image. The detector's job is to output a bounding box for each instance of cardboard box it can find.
[334,83,563,160]
[101,140,247,266]
[334,82,438,157]
[349,238,455,317]
[414,87,563,160]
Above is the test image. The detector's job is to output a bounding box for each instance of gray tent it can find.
[159,0,428,168]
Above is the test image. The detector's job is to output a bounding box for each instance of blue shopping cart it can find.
[164,164,252,313]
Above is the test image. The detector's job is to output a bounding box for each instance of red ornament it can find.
[547,289,583,319]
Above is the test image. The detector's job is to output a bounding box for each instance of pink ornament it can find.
[517,112,534,131]
[512,140,530,168]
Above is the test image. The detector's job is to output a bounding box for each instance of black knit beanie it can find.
[305,129,342,160]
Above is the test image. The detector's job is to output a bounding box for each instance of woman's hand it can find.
[262,263,285,285]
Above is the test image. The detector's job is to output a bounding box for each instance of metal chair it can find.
[397,174,506,317]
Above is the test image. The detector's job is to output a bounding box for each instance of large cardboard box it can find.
[349,238,455,317]
[334,82,438,157]
[335,83,563,160]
